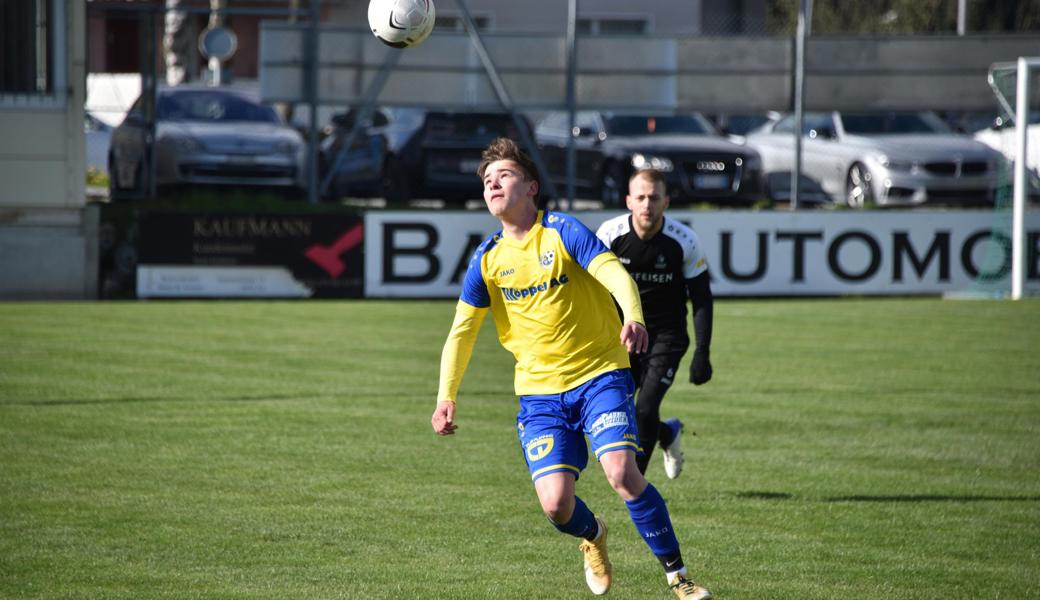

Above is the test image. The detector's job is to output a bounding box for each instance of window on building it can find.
[576,17,649,35]
[1,0,52,94]
[1,0,64,106]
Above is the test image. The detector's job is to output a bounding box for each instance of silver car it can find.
[108,86,305,199]
[744,111,1004,207]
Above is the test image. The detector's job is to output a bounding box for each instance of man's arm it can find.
[432,302,488,435]
[587,252,648,354]
[686,271,714,384]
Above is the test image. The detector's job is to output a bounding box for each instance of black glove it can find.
[690,349,712,385]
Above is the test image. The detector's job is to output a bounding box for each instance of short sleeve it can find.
[545,212,609,269]
[459,236,495,308]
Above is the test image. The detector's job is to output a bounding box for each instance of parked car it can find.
[535,111,765,206]
[108,86,305,199]
[319,107,410,202]
[397,111,534,202]
[744,111,1005,207]
[973,112,1040,196]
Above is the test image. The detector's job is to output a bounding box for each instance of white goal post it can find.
[988,57,1040,300]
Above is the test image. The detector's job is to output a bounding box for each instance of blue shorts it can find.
[516,369,641,482]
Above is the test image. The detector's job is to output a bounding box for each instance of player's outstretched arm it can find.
[432,302,487,435]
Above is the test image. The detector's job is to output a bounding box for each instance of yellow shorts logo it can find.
[526,435,554,461]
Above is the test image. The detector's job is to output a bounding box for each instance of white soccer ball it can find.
[368,0,436,49]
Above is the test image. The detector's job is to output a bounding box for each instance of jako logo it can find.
[502,273,570,301]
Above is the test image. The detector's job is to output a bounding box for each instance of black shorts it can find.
[629,327,690,389]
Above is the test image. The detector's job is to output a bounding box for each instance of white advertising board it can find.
[364,210,1040,298]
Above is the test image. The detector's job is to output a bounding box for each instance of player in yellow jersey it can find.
[430,138,711,600]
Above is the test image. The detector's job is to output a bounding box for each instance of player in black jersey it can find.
[596,169,714,479]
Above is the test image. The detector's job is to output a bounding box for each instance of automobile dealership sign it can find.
[137,212,364,298]
[365,210,1040,298]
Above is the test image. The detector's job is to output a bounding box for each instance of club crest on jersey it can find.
[539,250,555,269]
[526,435,554,461]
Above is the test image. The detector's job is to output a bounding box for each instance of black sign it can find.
[138,211,364,298]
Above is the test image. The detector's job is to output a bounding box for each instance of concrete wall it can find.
[0,0,96,299]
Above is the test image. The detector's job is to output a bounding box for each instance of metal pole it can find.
[957,0,967,36]
[565,0,578,209]
[455,0,559,201]
[1011,57,1032,300]
[305,0,320,204]
[791,0,811,210]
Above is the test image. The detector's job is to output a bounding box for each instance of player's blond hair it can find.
[478,137,538,184]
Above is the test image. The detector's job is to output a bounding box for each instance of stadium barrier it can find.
[125,209,1039,299]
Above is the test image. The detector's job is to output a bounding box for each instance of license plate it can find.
[459,158,481,174]
[693,174,729,189]
[226,155,255,165]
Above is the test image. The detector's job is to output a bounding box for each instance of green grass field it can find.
[1,298,1038,599]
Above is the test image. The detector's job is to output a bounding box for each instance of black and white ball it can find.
[368,0,436,49]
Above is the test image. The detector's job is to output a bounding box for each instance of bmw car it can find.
[535,111,765,206]
[744,111,1005,207]
[108,86,305,199]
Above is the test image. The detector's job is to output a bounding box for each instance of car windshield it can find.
[157,91,280,123]
[840,112,950,135]
[424,114,520,143]
[605,115,714,136]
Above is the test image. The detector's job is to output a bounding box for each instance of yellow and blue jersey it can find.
[458,210,630,395]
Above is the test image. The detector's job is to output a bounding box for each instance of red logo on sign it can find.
[304,223,363,278]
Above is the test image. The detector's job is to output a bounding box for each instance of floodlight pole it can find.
[1011,57,1035,300]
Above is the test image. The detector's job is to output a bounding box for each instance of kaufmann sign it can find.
[365,211,1040,297]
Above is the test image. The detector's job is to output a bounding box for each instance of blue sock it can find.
[625,483,680,557]
[550,495,599,540]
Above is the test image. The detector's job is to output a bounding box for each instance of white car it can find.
[744,111,1005,207]
[973,114,1040,194]
[108,86,306,199]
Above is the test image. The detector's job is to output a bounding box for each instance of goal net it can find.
[963,58,1040,299]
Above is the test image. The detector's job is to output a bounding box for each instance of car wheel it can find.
[845,162,874,208]
[380,156,410,203]
[600,162,626,207]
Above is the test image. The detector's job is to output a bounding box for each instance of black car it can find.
[397,111,534,202]
[319,108,410,202]
[535,111,765,206]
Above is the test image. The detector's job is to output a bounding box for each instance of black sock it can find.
[657,551,685,573]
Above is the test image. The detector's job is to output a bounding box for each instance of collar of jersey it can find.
[498,210,544,248]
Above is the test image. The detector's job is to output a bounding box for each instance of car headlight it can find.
[877,154,915,172]
[631,153,674,172]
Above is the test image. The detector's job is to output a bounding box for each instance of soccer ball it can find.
[368,0,436,49]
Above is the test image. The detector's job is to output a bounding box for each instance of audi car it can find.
[535,111,765,206]
[108,86,305,199]
[744,111,1006,207]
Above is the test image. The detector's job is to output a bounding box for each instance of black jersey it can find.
[596,215,709,331]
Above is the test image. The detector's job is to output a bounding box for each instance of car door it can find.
[800,112,846,200]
